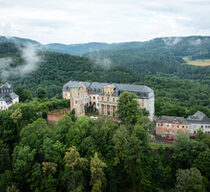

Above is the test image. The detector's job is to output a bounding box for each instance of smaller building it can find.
[187,111,210,135]
[155,116,189,138]
[0,83,19,110]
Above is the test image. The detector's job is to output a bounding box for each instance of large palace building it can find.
[63,81,154,120]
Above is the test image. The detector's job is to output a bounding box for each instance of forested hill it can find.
[0,42,210,117]
[1,35,210,57]
[0,36,43,47]
[84,36,210,84]
[0,42,144,98]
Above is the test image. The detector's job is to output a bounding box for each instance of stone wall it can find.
[47,109,70,125]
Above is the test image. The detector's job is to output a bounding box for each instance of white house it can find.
[187,111,210,135]
[0,83,19,110]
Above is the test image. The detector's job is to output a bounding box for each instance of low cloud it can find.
[0,43,43,79]
[190,39,202,46]
[163,37,182,46]
[87,52,113,69]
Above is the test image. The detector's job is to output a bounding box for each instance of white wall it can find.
[189,123,210,134]
[0,101,8,110]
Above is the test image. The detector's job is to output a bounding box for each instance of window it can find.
[161,124,163,126]
[107,97,109,101]
[177,126,179,128]
[113,98,115,102]
[97,97,99,100]
[93,96,95,99]
[201,125,203,128]
[102,97,104,101]
[182,126,184,128]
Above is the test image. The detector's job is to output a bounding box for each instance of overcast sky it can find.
[0,0,210,44]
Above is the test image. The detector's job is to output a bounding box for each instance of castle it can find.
[0,83,19,110]
[62,81,154,120]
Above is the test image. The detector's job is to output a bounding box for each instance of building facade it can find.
[155,116,189,137]
[155,111,210,138]
[0,83,19,110]
[187,111,210,135]
[63,81,155,120]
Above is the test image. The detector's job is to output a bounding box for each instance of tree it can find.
[116,91,142,125]
[193,149,210,179]
[36,87,47,99]
[0,141,11,173]
[64,146,88,191]
[64,146,88,170]
[55,114,73,144]
[14,87,32,102]
[173,131,208,169]
[19,118,50,149]
[12,145,37,191]
[10,108,22,133]
[175,168,206,192]
[136,116,155,133]
[90,152,107,192]
[112,125,147,190]
[41,162,58,192]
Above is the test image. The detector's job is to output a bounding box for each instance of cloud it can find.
[0,44,43,79]
[0,0,209,44]
[163,37,183,46]
[190,39,202,46]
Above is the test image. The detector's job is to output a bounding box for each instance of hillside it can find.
[85,36,210,84]
[0,36,43,48]
[0,42,209,117]
[1,36,210,80]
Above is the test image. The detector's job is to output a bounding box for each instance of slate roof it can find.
[63,81,154,99]
[156,116,187,124]
[0,82,12,89]
[187,111,210,124]
[0,83,19,104]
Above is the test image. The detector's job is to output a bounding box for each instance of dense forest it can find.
[0,42,210,117]
[0,91,210,192]
[85,37,210,84]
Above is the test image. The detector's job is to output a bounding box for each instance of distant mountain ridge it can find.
[0,36,43,47]
[1,35,210,57]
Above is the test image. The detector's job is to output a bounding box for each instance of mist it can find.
[87,52,113,69]
[190,39,202,46]
[163,37,182,46]
[0,44,43,80]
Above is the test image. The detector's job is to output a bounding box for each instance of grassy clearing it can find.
[183,57,210,66]
[149,144,174,148]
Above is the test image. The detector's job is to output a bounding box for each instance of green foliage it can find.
[117,91,142,125]
[90,152,107,192]
[36,87,47,99]
[173,132,208,169]
[175,168,206,192]
[193,149,210,179]
[14,87,32,102]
